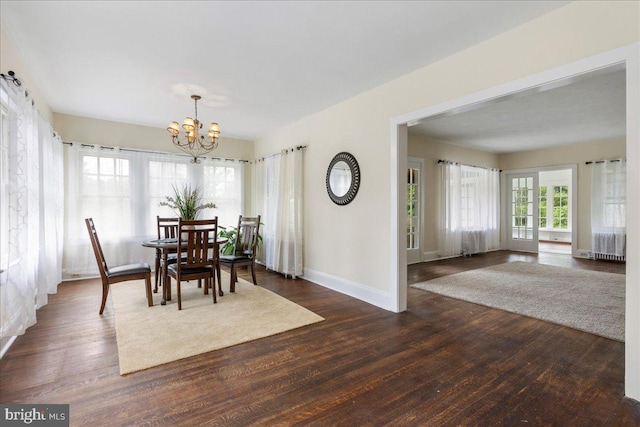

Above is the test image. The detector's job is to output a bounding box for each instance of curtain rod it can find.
[62,141,249,163]
[585,158,626,165]
[437,159,501,172]
[252,145,307,163]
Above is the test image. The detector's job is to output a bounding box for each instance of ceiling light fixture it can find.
[167,94,220,163]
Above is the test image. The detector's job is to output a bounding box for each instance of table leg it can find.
[161,252,169,305]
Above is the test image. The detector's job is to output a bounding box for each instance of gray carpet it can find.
[411,261,625,341]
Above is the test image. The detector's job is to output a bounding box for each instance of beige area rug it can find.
[411,261,625,341]
[111,272,324,375]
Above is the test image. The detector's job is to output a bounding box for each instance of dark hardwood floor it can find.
[1,251,637,426]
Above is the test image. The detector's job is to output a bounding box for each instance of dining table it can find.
[141,237,227,305]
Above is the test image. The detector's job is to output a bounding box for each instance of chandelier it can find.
[167,94,220,163]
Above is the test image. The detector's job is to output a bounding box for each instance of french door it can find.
[507,172,539,252]
[407,159,422,264]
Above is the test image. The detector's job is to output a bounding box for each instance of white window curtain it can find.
[252,148,303,278]
[591,159,626,257]
[438,161,500,257]
[0,79,64,338]
[63,145,244,279]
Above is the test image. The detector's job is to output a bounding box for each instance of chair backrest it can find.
[85,218,109,281]
[157,216,180,239]
[177,218,218,273]
[233,215,261,257]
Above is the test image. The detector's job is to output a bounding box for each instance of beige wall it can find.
[1,28,53,122]
[54,113,254,160]
[499,138,626,250]
[408,134,500,255]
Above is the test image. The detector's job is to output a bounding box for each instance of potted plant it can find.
[159,184,216,220]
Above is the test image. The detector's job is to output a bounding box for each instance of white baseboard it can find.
[422,251,440,262]
[302,268,393,311]
[0,335,17,359]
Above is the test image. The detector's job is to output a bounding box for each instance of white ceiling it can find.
[409,66,626,153]
[0,1,570,141]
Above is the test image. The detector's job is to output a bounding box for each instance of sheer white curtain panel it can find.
[252,148,304,277]
[591,160,626,256]
[438,162,500,257]
[438,162,462,257]
[0,80,64,338]
[64,144,152,277]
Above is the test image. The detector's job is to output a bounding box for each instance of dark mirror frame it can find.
[326,152,361,205]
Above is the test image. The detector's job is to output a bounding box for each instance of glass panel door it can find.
[407,159,422,264]
[507,172,539,252]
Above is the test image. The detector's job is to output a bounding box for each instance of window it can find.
[203,162,242,228]
[602,166,626,228]
[64,146,244,278]
[81,154,132,238]
[538,182,570,231]
[148,159,189,233]
[552,185,568,229]
[539,186,547,229]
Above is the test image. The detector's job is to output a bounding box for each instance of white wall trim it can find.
[302,268,393,311]
[0,336,17,360]
[422,250,440,262]
[624,41,640,401]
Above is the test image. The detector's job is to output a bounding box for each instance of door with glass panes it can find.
[407,159,422,264]
[507,173,539,252]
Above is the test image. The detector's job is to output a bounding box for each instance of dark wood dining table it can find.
[141,237,226,305]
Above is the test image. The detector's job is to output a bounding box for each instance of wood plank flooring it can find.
[1,251,638,426]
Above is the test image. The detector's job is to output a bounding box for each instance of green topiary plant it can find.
[159,184,216,220]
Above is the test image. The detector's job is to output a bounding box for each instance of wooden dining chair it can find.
[219,215,261,292]
[166,218,219,310]
[155,216,180,293]
[85,218,153,314]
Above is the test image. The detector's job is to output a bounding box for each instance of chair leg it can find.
[230,266,236,293]
[145,273,153,307]
[217,262,224,296]
[250,261,258,286]
[211,276,217,304]
[177,280,182,310]
[99,281,109,315]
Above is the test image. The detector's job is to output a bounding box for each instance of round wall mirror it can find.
[326,152,360,205]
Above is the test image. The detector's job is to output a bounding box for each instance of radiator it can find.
[461,230,485,256]
[592,231,626,262]
[592,252,626,262]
